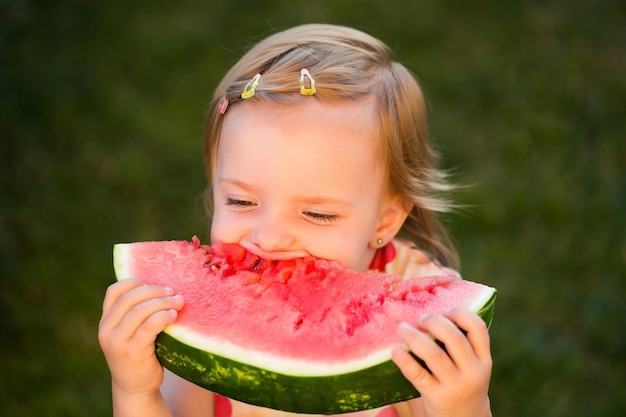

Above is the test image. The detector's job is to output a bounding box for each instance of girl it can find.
[99,24,492,417]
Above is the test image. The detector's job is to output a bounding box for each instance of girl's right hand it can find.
[98,278,184,397]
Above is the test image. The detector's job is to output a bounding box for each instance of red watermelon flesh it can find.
[114,236,495,370]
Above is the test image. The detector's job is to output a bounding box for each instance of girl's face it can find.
[211,98,407,272]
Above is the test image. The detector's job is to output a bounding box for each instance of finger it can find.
[445,308,491,360]
[418,314,474,368]
[395,322,456,382]
[104,283,177,329]
[116,293,184,342]
[100,294,182,353]
[101,278,144,318]
[391,343,436,390]
[133,308,180,345]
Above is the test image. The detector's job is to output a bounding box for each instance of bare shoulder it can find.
[387,240,455,280]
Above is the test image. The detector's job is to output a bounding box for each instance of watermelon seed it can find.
[294,316,304,330]
[204,262,220,271]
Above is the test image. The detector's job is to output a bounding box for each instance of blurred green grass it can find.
[1,1,624,415]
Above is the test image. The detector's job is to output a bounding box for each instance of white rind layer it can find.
[113,244,133,280]
[164,323,394,376]
[468,286,497,313]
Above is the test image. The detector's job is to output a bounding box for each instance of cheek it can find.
[311,233,375,272]
[346,244,377,272]
[210,209,242,244]
[209,215,222,244]
[332,246,376,273]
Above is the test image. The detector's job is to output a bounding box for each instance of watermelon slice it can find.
[113,237,496,414]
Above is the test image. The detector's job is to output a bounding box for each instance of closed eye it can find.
[303,211,338,224]
[226,198,256,207]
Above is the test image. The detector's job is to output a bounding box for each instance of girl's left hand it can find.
[391,308,492,417]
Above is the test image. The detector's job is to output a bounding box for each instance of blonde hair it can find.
[204,24,458,267]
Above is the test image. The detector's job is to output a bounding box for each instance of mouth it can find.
[240,244,310,261]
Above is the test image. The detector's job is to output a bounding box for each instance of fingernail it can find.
[397,322,412,334]
[392,344,407,355]
[164,286,174,294]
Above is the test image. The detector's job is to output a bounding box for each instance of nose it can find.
[248,208,295,253]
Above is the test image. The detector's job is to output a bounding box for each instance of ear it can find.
[369,196,412,248]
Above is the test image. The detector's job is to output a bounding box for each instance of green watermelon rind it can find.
[156,331,418,414]
[155,290,496,415]
[475,289,497,329]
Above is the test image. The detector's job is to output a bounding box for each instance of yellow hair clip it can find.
[299,68,316,96]
[241,73,261,99]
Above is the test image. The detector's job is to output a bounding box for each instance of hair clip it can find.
[299,68,316,96]
[241,73,261,99]
[218,98,229,114]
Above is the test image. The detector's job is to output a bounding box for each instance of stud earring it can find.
[376,238,384,246]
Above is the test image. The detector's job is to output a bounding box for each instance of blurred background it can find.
[1,0,624,415]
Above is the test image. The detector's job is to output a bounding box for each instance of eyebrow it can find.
[216,178,257,191]
[296,197,354,208]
